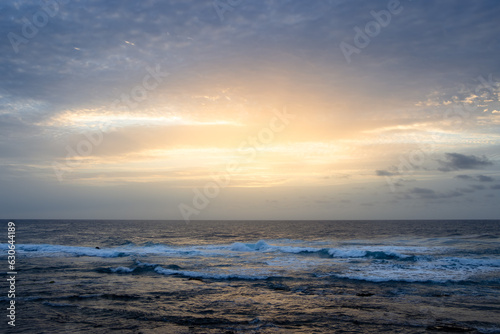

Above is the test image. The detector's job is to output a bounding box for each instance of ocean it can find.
[1,220,499,333]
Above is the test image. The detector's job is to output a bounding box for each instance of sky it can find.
[1,0,499,220]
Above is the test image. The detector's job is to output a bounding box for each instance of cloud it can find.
[438,153,493,171]
[491,184,500,190]
[454,174,495,182]
[454,174,473,180]
[476,175,495,182]
[457,188,475,194]
[375,170,397,176]
[408,187,465,200]
[409,187,437,199]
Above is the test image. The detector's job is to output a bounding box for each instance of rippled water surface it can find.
[1,220,499,333]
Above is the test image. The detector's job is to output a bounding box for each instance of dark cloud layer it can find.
[455,174,473,180]
[408,187,464,200]
[438,153,493,172]
[455,174,495,182]
[376,170,397,177]
[476,175,495,182]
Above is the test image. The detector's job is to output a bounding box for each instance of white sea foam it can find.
[108,261,274,280]
[228,240,318,254]
[154,266,272,280]
[329,255,500,283]
[0,243,199,258]
[327,249,368,258]
[3,239,499,284]
[229,242,254,252]
[0,241,433,260]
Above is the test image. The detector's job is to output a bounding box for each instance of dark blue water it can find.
[1,220,500,333]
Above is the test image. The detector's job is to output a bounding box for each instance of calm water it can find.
[1,220,500,333]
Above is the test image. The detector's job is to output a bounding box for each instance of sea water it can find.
[1,220,499,333]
